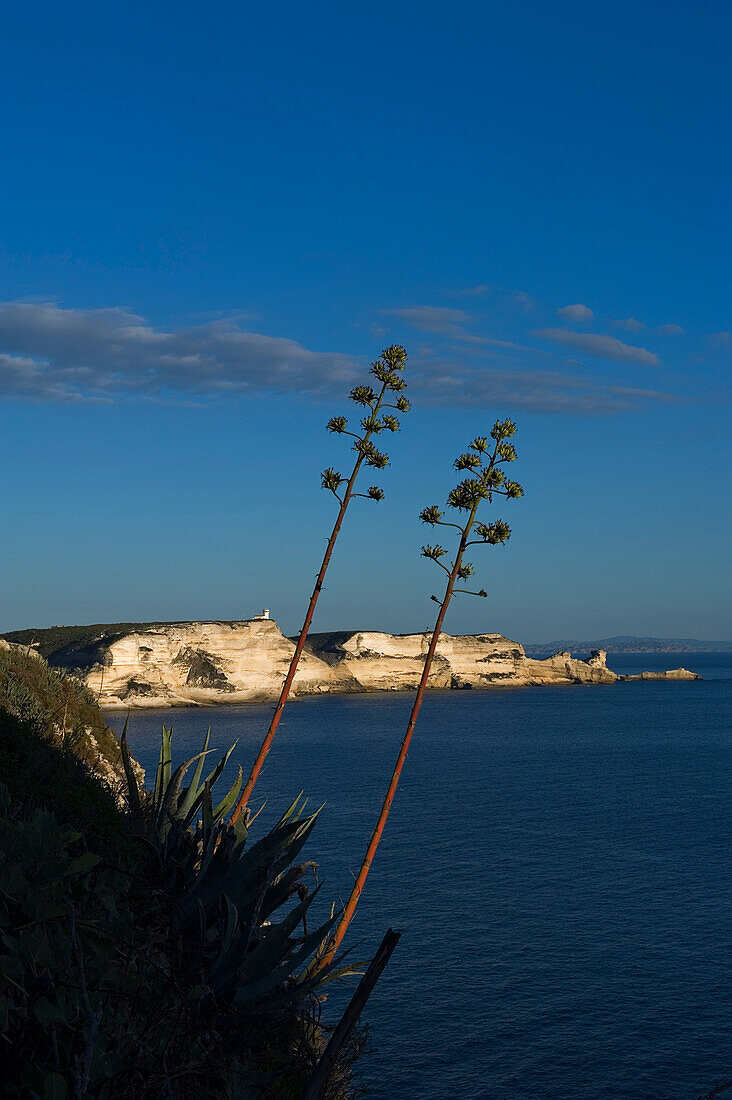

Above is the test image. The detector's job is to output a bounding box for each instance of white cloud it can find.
[534,328,660,366]
[557,303,594,322]
[0,301,359,401]
[656,323,684,336]
[384,305,472,336]
[612,317,646,331]
[456,284,490,297]
[0,299,678,415]
[383,305,537,352]
[412,356,677,414]
[452,284,533,307]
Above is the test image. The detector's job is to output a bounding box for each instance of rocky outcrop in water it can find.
[619,667,701,681]
[49,618,631,707]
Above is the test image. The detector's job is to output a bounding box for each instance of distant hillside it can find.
[525,635,732,656]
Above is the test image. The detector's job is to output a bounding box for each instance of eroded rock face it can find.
[72,619,631,707]
[521,649,618,685]
[83,620,348,708]
[329,630,527,691]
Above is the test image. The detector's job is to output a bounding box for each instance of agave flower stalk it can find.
[320,419,523,963]
[231,346,410,822]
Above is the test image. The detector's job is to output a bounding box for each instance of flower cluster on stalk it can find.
[321,345,409,503]
[419,418,523,599]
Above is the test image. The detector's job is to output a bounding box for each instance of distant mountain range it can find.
[524,636,732,656]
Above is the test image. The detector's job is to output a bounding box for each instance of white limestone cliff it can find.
[83,619,347,707]
[70,619,623,707]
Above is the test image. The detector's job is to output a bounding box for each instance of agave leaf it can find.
[260,947,361,1013]
[223,816,309,892]
[298,915,349,982]
[208,896,249,990]
[220,811,322,918]
[260,861,317,923]
[153,725,172,812]
[221,894,238,953]
[230,812,249,857]
[119,716,141,824]
[201,740,239,794]
[213,765,243,824]
[179,777,212,832]
[307,957,368,987]
[241,806,321,881]
[298,937,366,986]
[279,792,306,826]
[209,928,249,994]
[181,818,232,911]
[181,742,237,830]
[200,780,214,845]
[261,810,324,891]
[195,897,207,953]
[234,909,340,1009]
[154,750,211,838]
[238,884,322,987]
[177,728,211,817]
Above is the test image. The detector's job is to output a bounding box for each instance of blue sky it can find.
[1,0,730,641]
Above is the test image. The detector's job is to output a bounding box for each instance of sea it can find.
[109,653,732,1100]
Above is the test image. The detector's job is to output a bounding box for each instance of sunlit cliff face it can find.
[79,620,618,708]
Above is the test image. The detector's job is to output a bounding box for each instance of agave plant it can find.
[121,724,357,1016]
[232,344,410,820]
[320,418,523,965]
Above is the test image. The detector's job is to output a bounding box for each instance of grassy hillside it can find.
[0,644,139,817]
[0,650,133,851]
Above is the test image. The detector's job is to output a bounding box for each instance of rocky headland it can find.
[6,615,699,708]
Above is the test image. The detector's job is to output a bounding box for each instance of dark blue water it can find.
[110,654,732,1099]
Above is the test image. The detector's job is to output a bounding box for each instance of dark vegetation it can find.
[1,622,245,667]
[0,647,130,840]
[0,644,365,1099]
[0,650,133,854]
